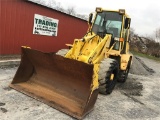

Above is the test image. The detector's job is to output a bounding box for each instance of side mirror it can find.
[88,13,93,25]
[125,18,131,29]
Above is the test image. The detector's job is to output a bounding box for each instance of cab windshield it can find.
[92,11,122,38]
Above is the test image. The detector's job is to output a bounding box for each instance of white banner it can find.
[33,14,59,36]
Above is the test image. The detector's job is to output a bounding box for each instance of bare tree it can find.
[47,0,56,8]
[66,6,76,15]
[155,27,160,43]
[46,1,64,12]
[130,28,135,37]
[129,27,135,42]
[76,14,88,20]
[55,2,65,12]
[28,0,47,6]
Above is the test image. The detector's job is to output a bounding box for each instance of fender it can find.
[120,54,132,70]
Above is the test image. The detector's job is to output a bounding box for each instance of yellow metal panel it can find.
[91,64,99,91]
[120,54,131,70]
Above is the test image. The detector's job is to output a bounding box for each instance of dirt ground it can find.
[0,56,160,120]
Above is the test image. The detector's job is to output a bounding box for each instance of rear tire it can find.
[98,58,119,95]
[56,49,69,56]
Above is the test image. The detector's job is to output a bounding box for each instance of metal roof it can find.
[27,0,88,21]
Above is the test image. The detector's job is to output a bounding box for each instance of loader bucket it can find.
[10,47,98,119]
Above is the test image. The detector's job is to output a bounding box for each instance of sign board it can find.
[33,14,59,36]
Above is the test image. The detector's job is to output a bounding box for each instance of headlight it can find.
[114,37,119,41]
[114,37,124,42]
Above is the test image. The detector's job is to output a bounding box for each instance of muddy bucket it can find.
[10,47,98,119]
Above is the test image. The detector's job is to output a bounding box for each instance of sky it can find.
[33,0,160,37]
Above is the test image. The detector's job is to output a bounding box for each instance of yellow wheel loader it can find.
[10,8,132,119]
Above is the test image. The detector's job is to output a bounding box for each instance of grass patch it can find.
[131,51,160,62]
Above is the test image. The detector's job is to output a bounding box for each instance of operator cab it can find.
[92,12,122,38]
[90,8,131,51]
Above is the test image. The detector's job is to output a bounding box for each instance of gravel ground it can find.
[0,55,20,60]
[0,56,160,120]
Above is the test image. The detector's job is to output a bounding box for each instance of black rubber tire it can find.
[98,58,119,95]
[118,59,131,83]
[56,49,69,56]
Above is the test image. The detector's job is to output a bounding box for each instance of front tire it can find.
[98,58,119,95]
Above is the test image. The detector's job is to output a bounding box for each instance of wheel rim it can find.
[107,67,118,91]
[110,74,114,80]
